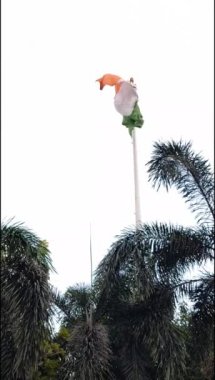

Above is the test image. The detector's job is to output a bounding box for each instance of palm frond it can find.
[190,272,214,328]
[1,254,53,379]
[183,273,215,377]
[152,324,187,380]
[1,294,16,379]
[120,338,155,380]
[143,222,212,281]
[135,311,187,380]
[146,140,214,224]
[1,221,54,379]
[95,223,211,317]
[53,284,92,328]
[94,225,158,316]
[53,289,76,327]
[104,285,184,380]
[1,220,55,272]
[57,322,114,380]
[172,278,203,298]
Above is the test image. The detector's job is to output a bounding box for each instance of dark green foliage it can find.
[54,283,92,328]
[57,322,114,380]
[54,142,214,379]
[33,340,66,380]
[146,140,214,379]
[93,140,214,379]
[35,140,214,380]
[187,273,214,379]
[176,300,214,380]
[95,222,212,303]
[94,227,188,379]
[1,220,54,272]
[2,140,213,379]
[1,221,54,380]
[147,140,214,224]
[33,327,71,379]
[54,284,114,379]
[119,336,155,380]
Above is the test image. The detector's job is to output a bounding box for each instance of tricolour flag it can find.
[96,74,144,136]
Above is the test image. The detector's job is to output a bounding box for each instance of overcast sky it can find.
[2,0,214,292]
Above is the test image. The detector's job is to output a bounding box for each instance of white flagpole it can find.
[89,222,93,287]
[132,128,141,226]
[129,77,142,227]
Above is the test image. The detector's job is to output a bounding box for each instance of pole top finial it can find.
[129,77,137,88]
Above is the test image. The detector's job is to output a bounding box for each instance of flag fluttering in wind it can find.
[96,73,144,136]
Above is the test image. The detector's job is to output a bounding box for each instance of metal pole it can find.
[89,222,93,287]
[132,128,141,226]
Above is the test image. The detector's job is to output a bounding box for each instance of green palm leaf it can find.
[1,220,54,271]
[54,284,92,327]
[147,140,214,224]
[95,223,212,315]
[1,221,54,379]
[57,322,114,380]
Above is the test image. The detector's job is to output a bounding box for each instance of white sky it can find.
[2,0,214,292]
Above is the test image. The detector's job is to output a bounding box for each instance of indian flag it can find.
[96,74,144,136]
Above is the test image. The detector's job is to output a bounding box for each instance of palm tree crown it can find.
[1,220,54,380]
[147,140,214,224]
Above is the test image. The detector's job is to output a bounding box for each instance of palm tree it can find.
[1,220,55,380]
[147,140,214,226]
[93,140,214,379]
[54,283,92,328]
[54,284,114,379]
[147,140,214,375]
[182,272,214,380]
[53,140,213,379]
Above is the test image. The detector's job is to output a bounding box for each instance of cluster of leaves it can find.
[1,221,54,380]
[1,140,214,380]
[33,327,70,380]
[54,141,214,380]
[147,140,214,225]
[51,275,214,380]
[175,299,214,380]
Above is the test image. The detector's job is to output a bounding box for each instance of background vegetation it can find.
[1,141,214,379]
